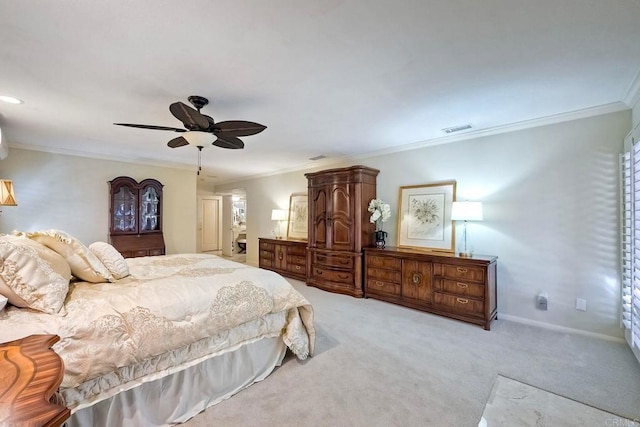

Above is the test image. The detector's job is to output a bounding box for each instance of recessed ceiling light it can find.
[0,95,24,104]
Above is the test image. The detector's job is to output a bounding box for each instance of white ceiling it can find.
[1,1,639,184]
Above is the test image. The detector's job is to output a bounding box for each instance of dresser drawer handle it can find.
[339,274,349,279]
[339,259,350,265]
[456,267,468,273]
[295,265,301,270]
[412,273,422,285]
[278,252,284,260]
[456,282,468,289]
[316,269,323,275]
[456,298,469,304]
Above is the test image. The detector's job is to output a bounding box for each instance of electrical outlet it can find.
[576,298,587,311]
[537,292,548,310]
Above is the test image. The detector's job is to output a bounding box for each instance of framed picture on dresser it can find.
[287,192,308,241]
[397,181,456,252]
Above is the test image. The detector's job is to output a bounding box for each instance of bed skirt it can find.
[67,336,287,426]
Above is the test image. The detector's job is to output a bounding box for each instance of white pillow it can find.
[0,294,8,312]
[0,234,72,313]
[89,241,129,279]
[24,229,114,283]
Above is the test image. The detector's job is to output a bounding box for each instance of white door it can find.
[201,197,221,251]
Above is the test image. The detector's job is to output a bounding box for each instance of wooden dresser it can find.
[305,165,379,297]
[364,247,498,330]
[0,335,70,426]
[259,238,307,281]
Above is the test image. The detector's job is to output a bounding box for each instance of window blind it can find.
[632,142,640,348]
[621,140,640,350]
[621,151,632,332]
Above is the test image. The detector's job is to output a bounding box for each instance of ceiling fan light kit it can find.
[182,131,216,146]
[114,96,266,172]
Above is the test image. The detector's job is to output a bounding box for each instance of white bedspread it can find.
[0,254,315,410]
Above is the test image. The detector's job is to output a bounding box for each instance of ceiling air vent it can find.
[309,155,327,161]
[442,124,472,134]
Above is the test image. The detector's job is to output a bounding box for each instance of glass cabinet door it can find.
[112,185,137,232]
[140,186,160,231]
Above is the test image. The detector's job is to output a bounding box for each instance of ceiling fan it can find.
[114,95,266,150]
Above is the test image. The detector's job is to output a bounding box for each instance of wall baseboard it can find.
[498,313,626,344]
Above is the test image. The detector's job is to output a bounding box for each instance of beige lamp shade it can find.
[271,209,286,221]
[451,201,483,221]
[0,179,17,206]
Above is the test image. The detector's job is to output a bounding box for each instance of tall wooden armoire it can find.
[305,165,379,297]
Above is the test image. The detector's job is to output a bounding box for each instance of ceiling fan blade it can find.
[169,102,209,130]
[114,123,186,132]
[213,135,245,149]
[214,121,267,137]
[167,136,190,148]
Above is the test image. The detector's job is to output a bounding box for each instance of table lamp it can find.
[451,201,483,257]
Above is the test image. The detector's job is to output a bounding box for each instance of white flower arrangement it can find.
[368,198,391,231]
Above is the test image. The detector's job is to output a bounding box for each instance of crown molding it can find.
[624,69,640,109]
[8,101,630,187]
[348,102,630,162]
[7,142,196,172]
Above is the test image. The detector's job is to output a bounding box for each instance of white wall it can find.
[0,149,197,253]
[218,110,631,338]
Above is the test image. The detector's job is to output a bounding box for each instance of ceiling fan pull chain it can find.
[197,146,203,175]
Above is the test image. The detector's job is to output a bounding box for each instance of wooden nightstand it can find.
[0,334,70,426]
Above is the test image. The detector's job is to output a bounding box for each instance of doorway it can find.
[200,196,221,252]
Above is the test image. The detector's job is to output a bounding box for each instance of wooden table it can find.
[0,334,70,426]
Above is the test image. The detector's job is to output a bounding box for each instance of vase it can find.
[375,230,387,248]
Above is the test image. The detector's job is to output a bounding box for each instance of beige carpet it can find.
[479,375,638,426]
[182,279,640,426]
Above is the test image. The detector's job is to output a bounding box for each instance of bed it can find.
[0,230,315,426]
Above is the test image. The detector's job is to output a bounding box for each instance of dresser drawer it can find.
[366,279,401,297]
[367,267,401,283]
[259,258,273,268]
[439,264,485,283]
[440,279,485,299]
[367,255,401,270]
[288,255,306,266]
[433,292,484,316]
[260,242,274,251]
[313,252,353,269]
[259,249,274,259]
[288,263,306,275]
[287,245,307,256]
[310,266,353,285]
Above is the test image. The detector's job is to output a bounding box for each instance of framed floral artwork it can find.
[397,181,456,252]
[287,192,308,241]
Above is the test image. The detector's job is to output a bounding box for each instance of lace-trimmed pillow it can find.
[89,241,129,279]
[0,234,72,313]
[24,230,114,283]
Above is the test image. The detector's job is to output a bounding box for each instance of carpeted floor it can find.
[182,279,640,427]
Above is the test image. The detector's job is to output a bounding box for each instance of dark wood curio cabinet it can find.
[108,176,165,258]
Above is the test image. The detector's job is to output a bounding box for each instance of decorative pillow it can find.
[24,230,114,283]
[0,234,72,313]
[89,241,129,279]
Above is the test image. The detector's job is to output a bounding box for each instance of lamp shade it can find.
[0,179,17,206]
[271,209,286,221]
[451,201,483,221]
